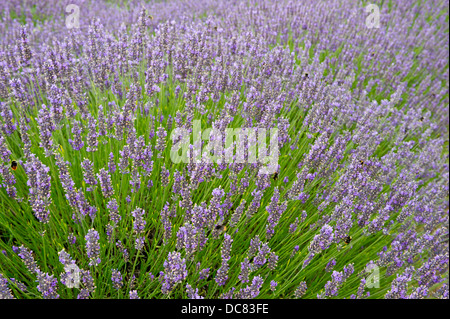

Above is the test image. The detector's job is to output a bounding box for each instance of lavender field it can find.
[0,0,448,300]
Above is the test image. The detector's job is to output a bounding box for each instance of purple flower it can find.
[24,154,52,223]
[129,290,140,299]
[309,224,334,254]
[36,271,59,299]
[111,269,123,290]
[69,120,84,151]
[85,229,101,266]
[270,280,278,292]
[325,258,336,272]
[131,207,146,235]
[199,268,210,280]
[97,168,114,197]
[186,283,204,299]
[18,245,39,274]
[86,114,99,152]
[67,233,77,245]
[0,273,14,299]
[294,281,307,298]
[238,258,252,283]
[108,152,116,173]
[161,251,188,294]
[36,104,55,156]
[81,158,97,191]
[235,276,264,299]
[155,126,167,158]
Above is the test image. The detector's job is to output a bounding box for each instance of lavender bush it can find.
[0,0,448,299]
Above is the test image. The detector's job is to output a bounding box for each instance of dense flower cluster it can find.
[0,0,448,300]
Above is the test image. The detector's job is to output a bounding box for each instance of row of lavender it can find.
[0,0,448,299]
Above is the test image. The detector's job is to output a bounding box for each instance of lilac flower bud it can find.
[238,258,251,283]
[408,286,428,299]
[81,270,96,295]
[434,283,448,299]
[235,275,264,299]
[0,159,16,198]
[266,187,287,240]
[36,271,59,299]
[309,224,334,254]
[161,251,188,294]
[220,287,236,299]
[119,145,131,173]
[135,237,145,251]
[77,289,90,299]
[355,278,367,299]
[268,252,278,271]
[161,165,170,187]
[58,249,75,266]
[36,104,56,156]
[0,134,11,162]
[131,207,146,235]
[86,114,98,152]
[68,233,76,245]
[221,233,233,262]
[81,158,97,191]
[156,126,167,158]
[69,120,84,151]
[294,281,307,298]
[343,263,354,280]
[210,187,225,221]
[111,269,123,290]
[18,246,39,274]
[248,235,262,258]
[130,165,141,193]
[25,154,52,223]
[107,199,121,225]
[108,152,116,173]
[289,217,299,233]
[0,273,14,299]
[254,243,270,268]
[129,290,140,299]
[186,283,204,299]
[18,26,32,66]
[270,280,278,292]
[97,168,114,197]
[10,278,27,294]
[199,268,210,280]
[246,189,263,219]
[133,136,153,175]
[85,229,101,266]
[98,106,107,137]
[325,258,337,272]
[324,271,344,297]
[160,203,173,244]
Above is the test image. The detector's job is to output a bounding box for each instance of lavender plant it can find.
[0,0,448,300]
